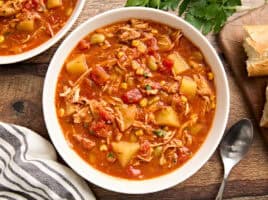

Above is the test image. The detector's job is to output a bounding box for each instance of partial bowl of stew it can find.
[43,7,230,194]
[0,0,85,64]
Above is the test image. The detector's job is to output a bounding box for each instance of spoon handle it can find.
[215,177,227,200]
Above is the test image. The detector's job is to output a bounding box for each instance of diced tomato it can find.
[178,147,190,163]
[122,88,143,104]
[151,82,161,90]
[126,166,141,177]
[178,153,189,163]
[90,66,110,85]
[90,120,112,138]
[106,152,116,163]
[99,109,113,123]
[78,39,90,51]
[24,0,39,10]
[72,135,96,150]
[139,140,151,157]
[162,58,174,70]
[146,37,159,51]
[148,49,155,56]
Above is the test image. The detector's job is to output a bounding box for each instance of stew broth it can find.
[56,19,216,179]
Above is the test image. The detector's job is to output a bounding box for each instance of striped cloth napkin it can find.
[0,122,95,200]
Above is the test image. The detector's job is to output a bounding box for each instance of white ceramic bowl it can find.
[0,0,85,65]
[43,7,230,194]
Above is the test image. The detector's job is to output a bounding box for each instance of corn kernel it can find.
[117,51,125,58]
[131,60,141,70]
[160,80,166,86]
[139,98,148,107]
[90,33,105,44]
[59,108,65,117]
[0,35,5,43]
[130,134,138,142]
[189,60,199,68]
[211,102,216,109]
[210,95,215,101]
[136,68,144,75]
[175,140,183,147]
[163,126,169,131]
[100,144,108,151]
[147,56,158,71]
[148,96,160,105]
[121,82,128,89]
[65,7,73,16]
[132,40,140,47]
[10,22,16,28]
[207,72,214,80]
[116,133,123,141]
[135,129,144,136]
[159,156,167,166]
[151,29,158,34]
[137,41,147,53]
[192,51,203,61]
[181,95,188,103]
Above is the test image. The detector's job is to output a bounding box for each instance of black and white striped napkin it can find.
[0,122,95,200]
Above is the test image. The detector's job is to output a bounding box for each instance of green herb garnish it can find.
[107,152,114,158]
[143,72,150,78]
[125,0,245,34]
[145,84,152,90]
[153,129,166,137]
[83,122,89,128]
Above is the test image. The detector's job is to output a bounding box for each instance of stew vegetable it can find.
[0,0,77,55]
[56,19,216,179]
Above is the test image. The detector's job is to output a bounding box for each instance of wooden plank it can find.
[219,5,268,144]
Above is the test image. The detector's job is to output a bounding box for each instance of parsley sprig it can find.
[125,0,243,34]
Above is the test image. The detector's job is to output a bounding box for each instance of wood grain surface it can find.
[0,1,268,199]
[219,4,268,144]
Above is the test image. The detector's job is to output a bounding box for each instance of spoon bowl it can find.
[216,119,253,200]
[220,118,253,164]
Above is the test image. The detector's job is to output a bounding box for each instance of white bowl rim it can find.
[43,7,230,194]
[0,0,85,65]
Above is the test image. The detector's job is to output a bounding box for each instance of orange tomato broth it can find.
[55,19,216,179]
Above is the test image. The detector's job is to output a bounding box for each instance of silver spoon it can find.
[215,118,253,200]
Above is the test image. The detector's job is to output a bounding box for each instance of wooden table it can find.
[0,1,268,199]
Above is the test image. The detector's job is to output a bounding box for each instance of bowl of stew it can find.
[0,0,85,64]
[43,7,230,194]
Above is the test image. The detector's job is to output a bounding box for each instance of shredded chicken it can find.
[118,26,141,42]
[137,155,153,162]
[130,19,149,29]
[194,75,212,96]
[73,107,92,124]
[0,0,26,17]
[72,134,96,150]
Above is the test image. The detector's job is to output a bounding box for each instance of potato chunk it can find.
[168,52,190,75]
[180,76,197,98]
[17,20,35,32]
[47,0,62,9]
[115,104,137,131]
[112,141,140,167]
[154,106,180,127]
[66,54,88,76]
